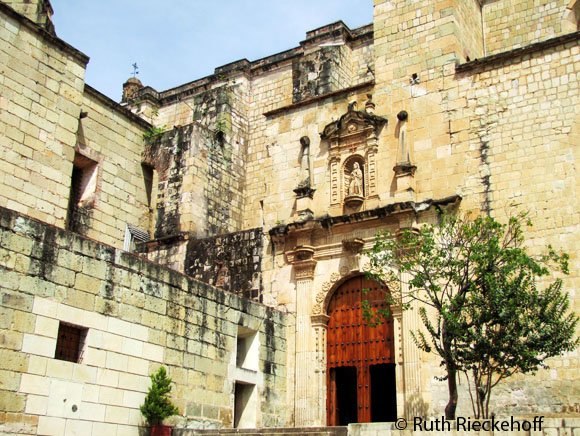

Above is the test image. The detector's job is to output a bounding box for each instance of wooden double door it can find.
[326,275,397,425]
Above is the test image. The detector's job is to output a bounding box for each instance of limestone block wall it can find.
[134,74,251,240]
[1,0,53,32]
[444,38,580,414]
[0,3,87,228]
[77,87,152,249]
[350,25,374,86]
[454,0,485,60]
[0,206,288,435]
[483,0,573,55]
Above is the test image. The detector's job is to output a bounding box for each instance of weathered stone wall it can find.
[139,77,250,241]
[185,228,263,302]
[454,0,485,60]
[0,206,287,435]
[1,0,53,31]
[0,3,87,228]
[483,0,571,55]
[77,87,152,248]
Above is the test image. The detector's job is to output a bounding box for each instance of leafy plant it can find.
[143,125,166,142]
[366,212,577,419]
[140,366,179,426]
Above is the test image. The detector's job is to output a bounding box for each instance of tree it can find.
[366,212,577,419]
[140,366,179,426]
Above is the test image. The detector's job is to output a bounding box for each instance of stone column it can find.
[293,257,317,426]
[401,270,424,419]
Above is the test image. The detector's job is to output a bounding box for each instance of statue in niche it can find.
[348,162,363,196]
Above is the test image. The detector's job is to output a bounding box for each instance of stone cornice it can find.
[456,31,580,74]
[269,195,461,239]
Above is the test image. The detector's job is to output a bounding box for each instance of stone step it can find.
[173,427,348,436]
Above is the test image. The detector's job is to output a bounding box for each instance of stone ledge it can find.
[174,428,348,436]
[456,31,580,74]
[263,81,375,118]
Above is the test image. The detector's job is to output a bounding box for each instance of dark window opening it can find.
[370,363,397,422]
[66,153,97,232]
[142,163,154,208]
[54,322,87,363]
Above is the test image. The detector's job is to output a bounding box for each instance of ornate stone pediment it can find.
[320,100,387,143]
[321,97,387,212]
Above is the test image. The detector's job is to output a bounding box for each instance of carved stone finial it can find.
[365,94,375,114]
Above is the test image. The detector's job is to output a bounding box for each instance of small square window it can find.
[54,322,88,363]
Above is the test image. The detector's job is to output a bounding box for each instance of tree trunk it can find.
[445,363,458,420]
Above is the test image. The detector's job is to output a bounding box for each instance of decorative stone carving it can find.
[320,99,387,143]
[344,194,364,208]
[342,238,365,254]
[312,271,346,315]
[310,314,330,327]
[329,158,341,206]
[294,259,317,280]
[293,245,315,261]
[393,110,416,199]
[321,100,387,210]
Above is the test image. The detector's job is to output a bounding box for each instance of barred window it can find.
[54,323,87,363]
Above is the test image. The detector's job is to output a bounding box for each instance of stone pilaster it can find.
[311,314,330,426]
[401,270,424,419]
[293,257,318,426]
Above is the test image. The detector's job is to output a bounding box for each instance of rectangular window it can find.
[236,326,258,371]
[141,163,158,237]
[66,153,98,232]
[54,322,87,363]
[142,163,154,208]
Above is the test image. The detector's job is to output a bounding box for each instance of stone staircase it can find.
[173,427,348,436]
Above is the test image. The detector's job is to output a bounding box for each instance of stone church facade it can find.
[0,0,579,434]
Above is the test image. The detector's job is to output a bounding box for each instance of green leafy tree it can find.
[366,212,577,419]
[140,366,179,426]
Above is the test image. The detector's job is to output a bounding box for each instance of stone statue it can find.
[397,110,410,165]
[348,162,363,196]
[298,136,311,188]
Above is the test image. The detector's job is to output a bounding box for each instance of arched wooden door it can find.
[326,275,396,425]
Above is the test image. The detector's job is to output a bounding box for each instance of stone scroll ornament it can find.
[312,272,343,316]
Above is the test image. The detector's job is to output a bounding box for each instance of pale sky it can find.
[51,1,374,101]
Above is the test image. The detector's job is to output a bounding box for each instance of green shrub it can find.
[140,366,179,425]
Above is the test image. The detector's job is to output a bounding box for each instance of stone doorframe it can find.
[310,270,422,423]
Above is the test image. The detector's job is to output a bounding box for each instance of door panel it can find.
[326,275,395,425]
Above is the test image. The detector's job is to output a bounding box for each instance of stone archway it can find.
[325,275,397,425]
[311,270,405,425]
